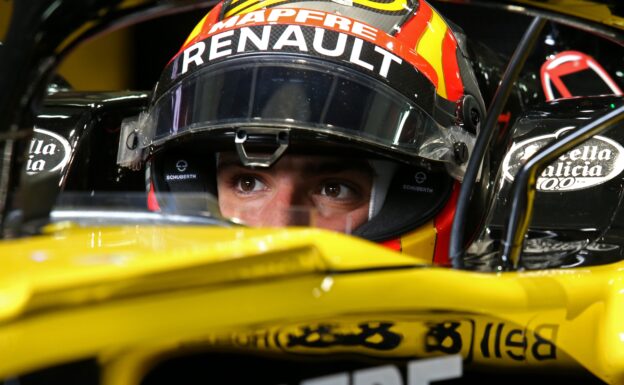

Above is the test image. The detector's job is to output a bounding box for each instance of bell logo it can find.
[25,128,71,176]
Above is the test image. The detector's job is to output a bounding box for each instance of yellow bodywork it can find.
[1,0,623,382]
[0,224,622,384]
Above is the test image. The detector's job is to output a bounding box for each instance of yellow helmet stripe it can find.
[183,13,210,46]
[415,9,448,99]
[351,0,410,12]
[226,0,261,17]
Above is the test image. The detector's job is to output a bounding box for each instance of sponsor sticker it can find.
[523,238,620,254]
[26,128,72,175]
[180,24,401,79]
[178,317,560,365]
[540,50,623,101]
[402,171,435,193]
[502,128,624,191]
[283,322,402,351]
[160,8,437,109]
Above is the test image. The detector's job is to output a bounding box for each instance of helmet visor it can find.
[143,57,456,163]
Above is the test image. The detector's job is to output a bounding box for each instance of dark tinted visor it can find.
[143,57,455,163]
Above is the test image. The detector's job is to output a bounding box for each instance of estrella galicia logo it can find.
[286,322,402,350]
[26,128,72,176]
[425,321,463,354]
[503,128,624,191]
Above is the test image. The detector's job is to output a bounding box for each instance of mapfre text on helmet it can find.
[179,8,403,79]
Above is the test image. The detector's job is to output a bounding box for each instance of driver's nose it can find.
[260,180,311,226]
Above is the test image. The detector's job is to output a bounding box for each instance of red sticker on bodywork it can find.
[541,50,622,101]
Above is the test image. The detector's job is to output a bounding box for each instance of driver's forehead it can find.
[217,153,374,176]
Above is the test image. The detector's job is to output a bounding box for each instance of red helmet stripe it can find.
[403,0,432,50]
[415,7,448,99]
[394,3,438,86]
[381,238,402,252]
[147,181,161,212]
[441,29,463,102]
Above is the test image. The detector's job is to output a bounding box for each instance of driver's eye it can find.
[320,183,354,199]
[236,176,266,193]
[323,183,342,198]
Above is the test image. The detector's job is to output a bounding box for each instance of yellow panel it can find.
[0,238,623,383]
[57,28,133,91]
[400,220,436,260]
[0,1,13,41]
[0,225,427,321]
[517,0,621,27]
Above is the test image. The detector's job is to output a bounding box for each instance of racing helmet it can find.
[118,0,485,264]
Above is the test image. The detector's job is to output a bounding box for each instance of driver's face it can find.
[216,153,373,232]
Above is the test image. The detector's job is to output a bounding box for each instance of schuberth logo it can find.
[503,128,624,191]
[26,128,71,176]
[176,159,188,172]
